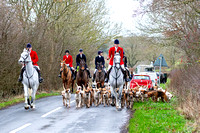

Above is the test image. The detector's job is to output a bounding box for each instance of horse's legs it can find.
[71,80,74,93]
[63,82,66,91]
[23,85,29,109]
[117,85,123,111]
[110,86,117,107]
[101,81,104,88]
[31,85,38,109]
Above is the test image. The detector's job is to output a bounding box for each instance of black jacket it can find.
[95,56,105,68]
[123,56,127,67]
[76,54,86,66]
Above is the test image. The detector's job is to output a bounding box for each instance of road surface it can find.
[0,95,130,133]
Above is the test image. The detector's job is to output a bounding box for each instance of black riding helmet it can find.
[98,50,103,55]
[79,49,83,52]
[65,50,70,53]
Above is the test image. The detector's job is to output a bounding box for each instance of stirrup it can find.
[73,75,76,80]
[18,77,22,82]
[39,78,43,83]
[125,78,130,82]
[105,78,108,83]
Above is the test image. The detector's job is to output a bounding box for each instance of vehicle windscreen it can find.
[134,76,150,80]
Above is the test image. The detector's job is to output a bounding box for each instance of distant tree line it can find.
[135,0,200,63]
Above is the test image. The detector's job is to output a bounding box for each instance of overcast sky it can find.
[106,0,141,36]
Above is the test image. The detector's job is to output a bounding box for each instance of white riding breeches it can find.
[22,65,40,70]
[94,68,107,73]
[107,64,126,71]
[60,66,74,71]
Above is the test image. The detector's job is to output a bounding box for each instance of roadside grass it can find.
[0,91,60,110]
[129,82,193,132]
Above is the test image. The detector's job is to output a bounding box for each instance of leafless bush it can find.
[0,0,119,100]
[170,63,200,130]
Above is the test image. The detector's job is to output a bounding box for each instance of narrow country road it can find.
[0,95,130,133]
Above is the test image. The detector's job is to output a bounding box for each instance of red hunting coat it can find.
[30,50,39,66]
[108,46,124,65]
[63,55,73,67]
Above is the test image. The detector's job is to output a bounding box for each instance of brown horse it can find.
[95,62,105,88]
[60,60,74,92]
[76,59,89,88]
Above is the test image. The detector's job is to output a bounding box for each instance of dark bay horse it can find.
[60,60,74,92]
[95,62,105,88]
[76,59,89,88]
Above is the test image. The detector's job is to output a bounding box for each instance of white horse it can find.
[109,52,125,111]
[18,48,39,109]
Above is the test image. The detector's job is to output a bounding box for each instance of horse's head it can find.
[114,52,121,68]
[18,48,31,64]
[97,62,103,72]
[60,59,66,70]
[80,59,86,71]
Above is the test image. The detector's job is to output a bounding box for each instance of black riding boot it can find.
[18,67,25,82]
[58,71,62,78]
[122,69,129,82]
[74,70,77,79]
[127,69,132,80]
[105,68,112,83]
[92,73,96,82]
[87,69,92,78]
[35,68,43,83]
[72,70,76,80]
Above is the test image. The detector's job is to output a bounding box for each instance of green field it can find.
[0,92,60,109]
[129,83,193,133]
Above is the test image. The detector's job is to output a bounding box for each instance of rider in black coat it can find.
[92,51,106,82]
[123,51,132,80]
[75,49,91,78]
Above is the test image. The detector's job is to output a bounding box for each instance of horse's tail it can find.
[28,88,32,96]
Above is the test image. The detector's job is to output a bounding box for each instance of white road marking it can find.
[41,107,62,118]
[9,123,31,133]
[41,100,75,118]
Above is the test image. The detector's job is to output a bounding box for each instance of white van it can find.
[138,72,158,86]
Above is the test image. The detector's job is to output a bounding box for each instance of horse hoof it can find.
[24,106,30,110]
[111,103,115,106]
[118,108,122,111]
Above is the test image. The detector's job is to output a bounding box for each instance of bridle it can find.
[97,63,103,72]
[22,53,32,64]
[61,63,69,77]
[80,60,86,71]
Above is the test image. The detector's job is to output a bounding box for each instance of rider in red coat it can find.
[63,53,73,67]
[30,50,39,66]
[58,50,75,80]
[105,39,130,82]
[18,43,43,83]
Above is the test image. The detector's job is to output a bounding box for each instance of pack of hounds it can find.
[61,83,173,109]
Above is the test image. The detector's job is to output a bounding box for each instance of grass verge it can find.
[129,99,193,133]
[129,83,193,132]
[0,91,60,110]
